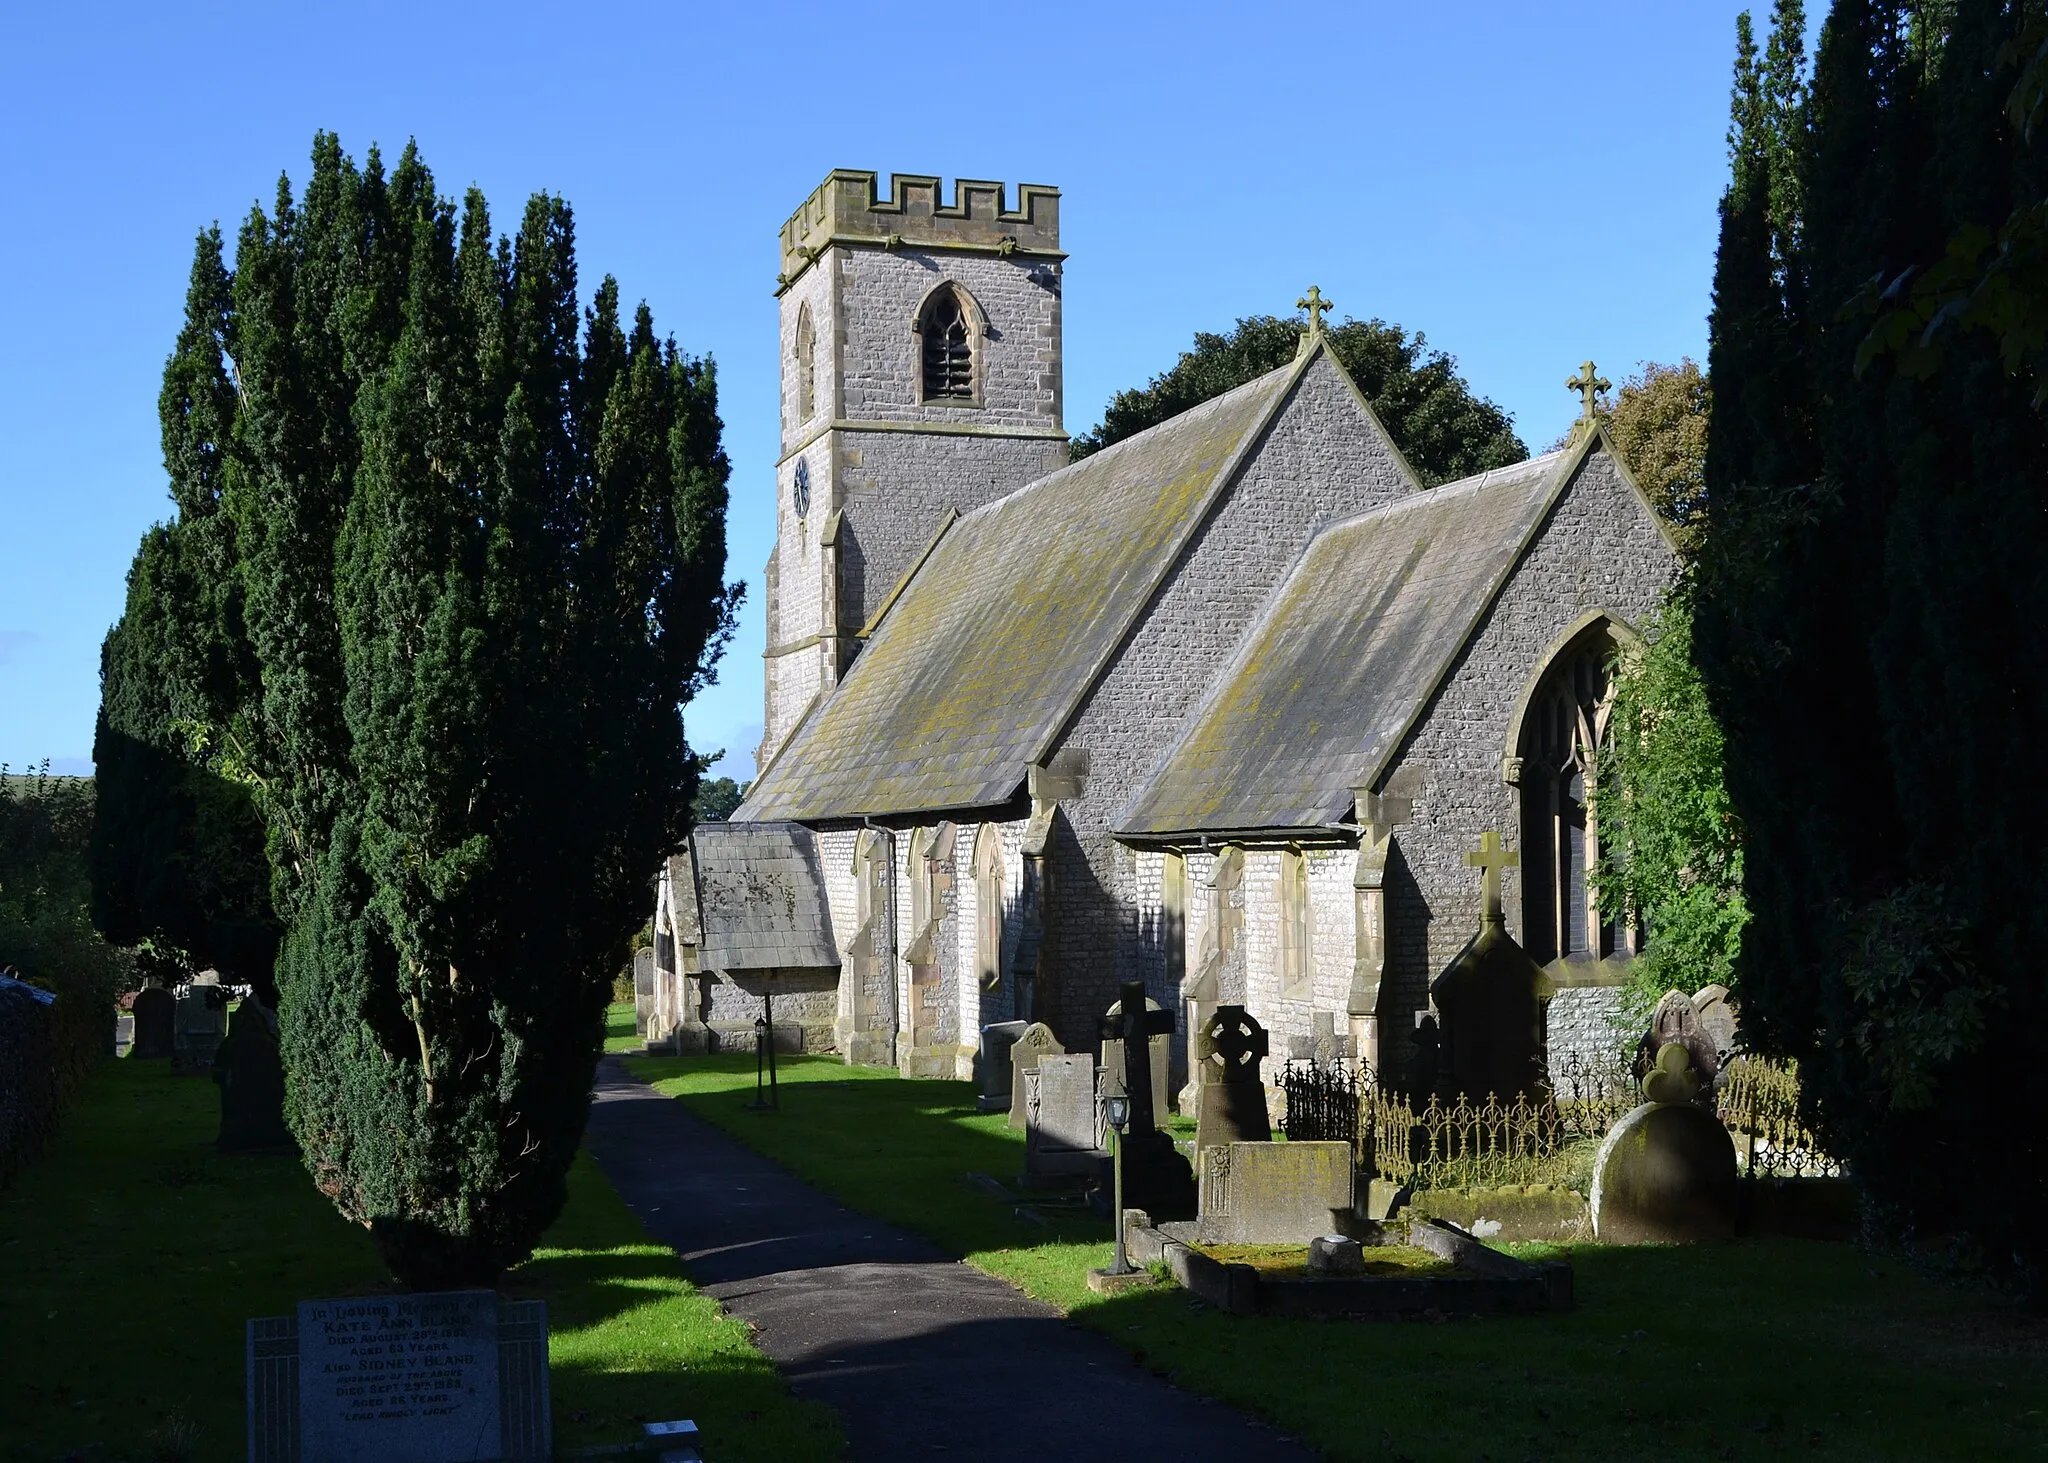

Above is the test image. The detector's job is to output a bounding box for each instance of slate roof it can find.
[1115,449,1573,839]
[738,361,1303,822]
[687,822,839,974]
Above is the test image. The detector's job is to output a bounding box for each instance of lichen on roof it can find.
[740,363,1302,823]
[1115,449,1573,839]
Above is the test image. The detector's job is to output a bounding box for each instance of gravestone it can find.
[1641,989,1721,1105]
[1591,1042,1739,1244]
[1194,1004,1271,1154]
[1099,978,1197,1219]
[1692,983,1740,1064]
[1100,993,1171,1126]
[216,997,293,1153]
[632,948,655,1038]
[175,973,229,1071]
[248,1290,549,1463]
[1006,1022,1064,1130]
[976,1020,1028,1113]
[1196,1140,1355,1245]
[1024,1053,1101,1178]
[131,982,175,1060]
[1427,832,1552,1102]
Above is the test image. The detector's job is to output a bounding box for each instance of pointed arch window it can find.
[794,303,816,421]
[1515,625,1636,965]
[974,824,1004,994]
[918,286,975,401]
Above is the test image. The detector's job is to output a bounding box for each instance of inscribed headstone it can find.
[130,984,175,1060]
[247,1290,550,1463]
[1006,1022,1063,1130]
[1692,983,1740,1064]
[1024,1053,1100,1177]
[1100,993,1171,1127]
[1196,1140,1355,1245]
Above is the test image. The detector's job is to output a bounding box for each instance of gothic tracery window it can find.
[918,286,974,401]
[1517,627,1635,965]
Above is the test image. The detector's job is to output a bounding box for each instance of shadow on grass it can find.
[625,1053,1110,1260]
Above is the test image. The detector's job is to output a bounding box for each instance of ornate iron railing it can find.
[1279,1058,1361,1144]
[1716,1054,1844,1179]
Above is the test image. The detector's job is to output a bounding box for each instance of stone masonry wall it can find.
[1042,354,1416,1051]
[1373,448,1678,1072]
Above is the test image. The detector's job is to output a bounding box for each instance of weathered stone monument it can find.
[1196,1140,1355,1245]
[130,980,175,1060]
[1642,988,1721,1102]
[632,947,655,1039]
[1428,832,1552,1102]
[976,1019,1029,1113]
[1591,1042,1740,1244]
[174,972,229,1071]
[1100,992,1171,1127]
[1098,979,1196,1219]
[1024,1052,1102,1178]
[248,1290,550,1463]
[1006,1021,1064,1130]
[1194,1005,1271,1154]
[1692,983,1740,1066]
[216,996,292,1154]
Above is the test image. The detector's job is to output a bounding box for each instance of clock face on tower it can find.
[792,457,811,518]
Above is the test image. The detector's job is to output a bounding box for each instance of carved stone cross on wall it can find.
[1102,978,1176,1135]
[1566,360,1611,421]
[1297,285,1332,335]
[1464,830,1519,928]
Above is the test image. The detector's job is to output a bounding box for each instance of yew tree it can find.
[106,134,736,1286]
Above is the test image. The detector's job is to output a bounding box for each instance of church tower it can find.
[759,171,1068,769]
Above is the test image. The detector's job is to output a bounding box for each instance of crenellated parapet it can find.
[778,170,1062,291]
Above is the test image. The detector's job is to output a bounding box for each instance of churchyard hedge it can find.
[0,770,127,1187]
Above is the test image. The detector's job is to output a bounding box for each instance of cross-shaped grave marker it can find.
[1202,1004,1269,1082]
[1566,360,1611,421]
[1464,829,1520,928]
[1101,979,1176,1135]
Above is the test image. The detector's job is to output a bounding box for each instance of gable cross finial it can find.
[1463,830,1519,928]
[1566,360,1611,422]
[1297,286,1332,338]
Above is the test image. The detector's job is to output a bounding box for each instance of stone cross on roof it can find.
[1297,286,1332,337]
[1464,830,1519,928]
[1566,360,1611,422]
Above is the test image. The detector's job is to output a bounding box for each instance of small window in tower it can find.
[795,304,816,421]
[919,288,974,401]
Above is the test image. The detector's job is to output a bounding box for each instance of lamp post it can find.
[1104,1091,1132,1275]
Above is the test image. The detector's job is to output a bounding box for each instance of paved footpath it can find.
[584,1059,1316,1462]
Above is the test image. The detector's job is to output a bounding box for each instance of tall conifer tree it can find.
[100,135,736,1285]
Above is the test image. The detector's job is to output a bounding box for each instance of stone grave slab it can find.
[247,1290,549,1463]
[1024,1053,1101,1178]
[1196,1140,1354,1245]
[1006,1021,1063,1130]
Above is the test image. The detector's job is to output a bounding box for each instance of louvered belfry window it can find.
[920,289,973,401]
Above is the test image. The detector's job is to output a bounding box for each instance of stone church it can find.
[646,169,1680,1095]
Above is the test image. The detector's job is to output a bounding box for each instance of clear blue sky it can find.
[0,0,1757,779]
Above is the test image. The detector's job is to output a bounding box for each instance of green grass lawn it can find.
[634,1051,2048,1463]
[604,999,641,1052]
[0,1056,840,1463]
